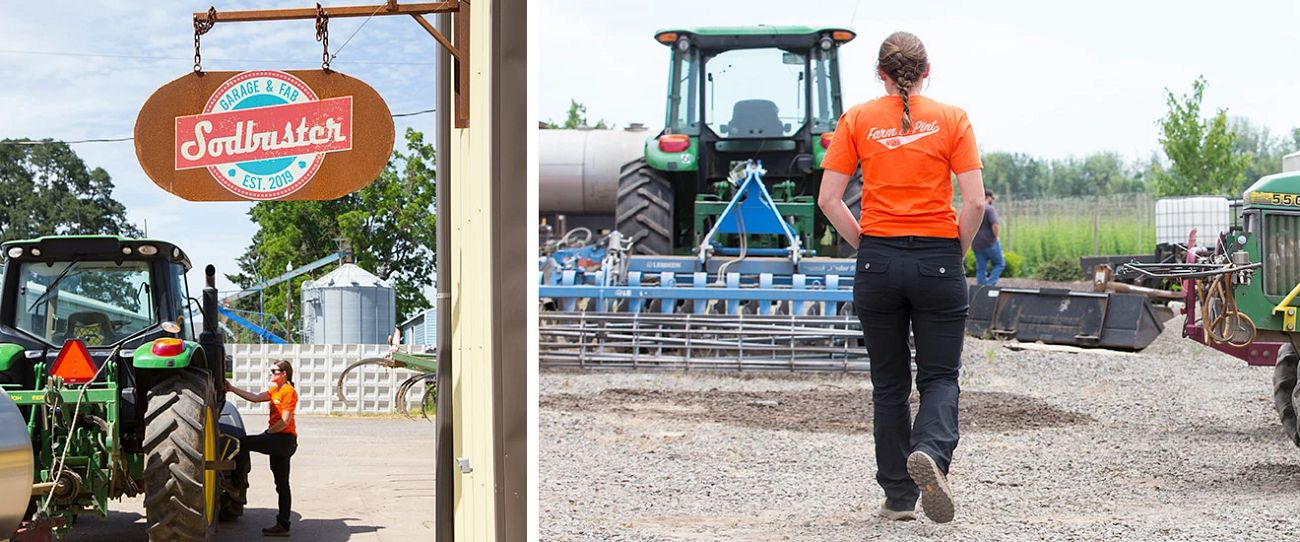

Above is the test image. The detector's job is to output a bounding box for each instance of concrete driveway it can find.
[70,414,436,541]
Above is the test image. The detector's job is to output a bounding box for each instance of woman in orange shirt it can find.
[226,359,300,537]
[819,31,986,524]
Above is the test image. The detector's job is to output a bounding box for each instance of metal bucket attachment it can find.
[967,286,1165,351]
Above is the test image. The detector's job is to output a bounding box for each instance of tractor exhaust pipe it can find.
[198,264,229,387]
[202,264,218,335]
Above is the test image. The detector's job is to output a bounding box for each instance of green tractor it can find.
[1126,163,1300,447]
[0,236,246,541]
[617,26,862,257]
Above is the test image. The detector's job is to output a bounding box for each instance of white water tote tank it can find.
[1154,196,1231,245]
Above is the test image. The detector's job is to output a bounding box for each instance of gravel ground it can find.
[540,314,1300,541]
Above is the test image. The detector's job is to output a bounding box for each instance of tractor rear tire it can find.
[1273,343,1300,447]
[836,172,863,258]
[143,368,219,541]
[617,158,674,256]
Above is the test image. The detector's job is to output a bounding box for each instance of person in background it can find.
[972,191,1006,286]
[818,31,985,524]
[226,359,300,537]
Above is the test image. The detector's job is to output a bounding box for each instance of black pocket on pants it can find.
[854,259,890,287]
[916,261,967,304]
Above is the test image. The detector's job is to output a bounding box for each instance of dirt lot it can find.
[540,316,1300,541]
[69,414,435,542]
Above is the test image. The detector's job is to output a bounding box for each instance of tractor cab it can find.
[0,236,195,384]
[0,235,242,538]
[0,236,216,458]
[618,26,858,257]
[0,236,194,389]
[653,26,853,181]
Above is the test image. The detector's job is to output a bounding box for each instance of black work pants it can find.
[236,432,298,528]
[854,235,967,505]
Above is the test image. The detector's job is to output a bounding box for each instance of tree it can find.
[981,152,1049,199]
[0,140,140,238]
[1153,77,1250,196]
[983,151,1145,200]
[541,99,608,129]
[1231,117,1300,191]
[227,128,438,340]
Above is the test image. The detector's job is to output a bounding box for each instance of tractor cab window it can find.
[811,47,842,133]
[169,263,195,340]
[667,46,701,135]
[17,260,155,347]
[705,48,807,138]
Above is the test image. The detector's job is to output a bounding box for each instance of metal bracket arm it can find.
[1272,282,1300,331]
[193,1,470,127]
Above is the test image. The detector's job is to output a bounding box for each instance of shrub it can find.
[1036,256,1081,282]
[964,250,1023,278]
[1004,251,1023,278]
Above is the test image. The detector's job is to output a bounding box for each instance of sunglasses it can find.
[269,369,285,374]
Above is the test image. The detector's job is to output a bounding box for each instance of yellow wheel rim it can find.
[204,407,217,523]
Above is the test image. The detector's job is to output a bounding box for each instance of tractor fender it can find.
[644,135,698,172]
[131,341,204,370]
[0,343,24,372]
[218,400,247,439]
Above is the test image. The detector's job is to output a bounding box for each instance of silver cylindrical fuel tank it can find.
[0,391,32,538]
[539,127,650,214]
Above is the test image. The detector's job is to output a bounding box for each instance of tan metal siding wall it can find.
[450,0,497,538]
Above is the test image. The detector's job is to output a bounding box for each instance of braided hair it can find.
[876,32,929,133]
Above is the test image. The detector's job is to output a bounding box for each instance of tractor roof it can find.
[654,26,855,50]
[1,235,192,270]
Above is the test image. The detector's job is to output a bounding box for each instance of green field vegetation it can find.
[996,196,1157,278]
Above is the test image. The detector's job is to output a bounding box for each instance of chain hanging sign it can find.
[134,69,393,201]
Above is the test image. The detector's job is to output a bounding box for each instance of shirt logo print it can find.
[868,119,941,150]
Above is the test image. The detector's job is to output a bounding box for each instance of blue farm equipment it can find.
[536,27,873,370]
[540,162,869,371]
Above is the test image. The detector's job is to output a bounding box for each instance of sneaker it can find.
[906,451,955,523]
[262,524,290,537]
[878,500,917,521]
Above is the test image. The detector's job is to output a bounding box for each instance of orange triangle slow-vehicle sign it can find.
[50,339,97,384]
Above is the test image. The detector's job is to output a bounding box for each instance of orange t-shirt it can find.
[267,382,298,436]
[821,95,982,238]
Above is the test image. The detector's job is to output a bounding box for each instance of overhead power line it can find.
[0,48,436,66]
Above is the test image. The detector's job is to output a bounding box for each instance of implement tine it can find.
[395,373,427,420]
[395,376,413,420]
[335,357,404,403]
[418,374,437,422]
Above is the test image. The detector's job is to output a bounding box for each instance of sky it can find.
[4,1,1300,293]
[540,0,1300,162]
[0,1,441,294]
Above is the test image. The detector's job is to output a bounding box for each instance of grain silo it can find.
[300,263,396,344]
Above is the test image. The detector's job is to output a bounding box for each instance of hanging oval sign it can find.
[135,70,394,201]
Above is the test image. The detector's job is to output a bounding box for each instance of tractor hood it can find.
[1243,171,1300,209]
